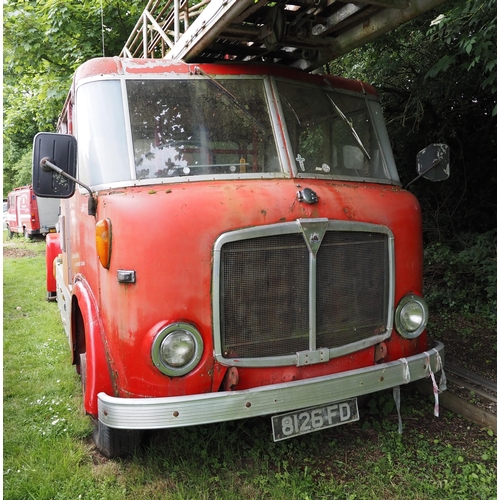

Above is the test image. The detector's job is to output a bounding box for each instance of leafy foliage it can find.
[424,230,497,318]
[426,0,497,114]
[3,0,144,195]
[329,8,496,240]
[9,151,34,189]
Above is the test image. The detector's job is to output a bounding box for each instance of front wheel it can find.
[80,352,143,458]
[93,419,144,459]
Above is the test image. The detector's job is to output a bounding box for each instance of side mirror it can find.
[405,143,450,189]
[416,143,450,182]
[32,132,77,198]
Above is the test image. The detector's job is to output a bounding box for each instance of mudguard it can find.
[45,233,61,300]
[73,276,115,417]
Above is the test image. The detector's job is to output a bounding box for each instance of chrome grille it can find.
[217,222,391,361]
[220,234,309,358]
[316,232,388,348]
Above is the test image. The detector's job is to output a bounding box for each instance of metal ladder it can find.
[120,0,448,71]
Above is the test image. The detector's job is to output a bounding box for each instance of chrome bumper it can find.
[98,342,444,429]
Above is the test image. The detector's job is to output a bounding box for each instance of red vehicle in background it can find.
[32,57,449,458]
[5,185,59,239]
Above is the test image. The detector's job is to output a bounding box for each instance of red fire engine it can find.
[31,1,449,458]
[5,185,59,240]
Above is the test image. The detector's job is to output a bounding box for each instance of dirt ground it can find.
[3,246,41,258]
[429,312,496,382]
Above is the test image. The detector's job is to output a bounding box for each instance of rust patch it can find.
[343,206,356,219]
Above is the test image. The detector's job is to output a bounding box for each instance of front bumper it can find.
[98,342,444,430]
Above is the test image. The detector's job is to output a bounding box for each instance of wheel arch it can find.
[72,277,115,417]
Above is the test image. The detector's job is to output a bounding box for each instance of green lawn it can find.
[3,236,497,499]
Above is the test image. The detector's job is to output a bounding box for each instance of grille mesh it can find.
[221,234,309,357]
[316,232,388,348]
[220,230,389,359]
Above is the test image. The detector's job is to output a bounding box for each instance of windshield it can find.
[75,75,399,187]
[276,81,399,182]
[127,78,281,180]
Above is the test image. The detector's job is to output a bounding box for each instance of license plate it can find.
[271,398,359,442]
[49,228,56,233]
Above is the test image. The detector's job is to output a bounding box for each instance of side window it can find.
[75,81,131,186]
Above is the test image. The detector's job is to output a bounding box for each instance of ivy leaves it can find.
[426,0,497,113]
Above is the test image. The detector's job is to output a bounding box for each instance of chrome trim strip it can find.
[265,77,291,176]
[212,219,395,367]
[98,342,444,430]
[55,259,71,340]
[309,251,317,351]
[85,172,288,192]
[121,78,136,181]
[294,173,401,186]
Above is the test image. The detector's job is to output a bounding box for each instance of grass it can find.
[3,234,498,499]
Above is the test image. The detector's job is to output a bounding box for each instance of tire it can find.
[79,353,143,458]
[92,419,144,459]
[79,352,86,381]
[7,225,13,239]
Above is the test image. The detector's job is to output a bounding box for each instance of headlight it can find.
[151,323,203,376]
[395,294,428,339]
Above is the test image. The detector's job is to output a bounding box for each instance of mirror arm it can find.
[40,157,97,216]
[404,157,443,189]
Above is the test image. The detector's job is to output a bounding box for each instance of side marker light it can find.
[96,218,111,269]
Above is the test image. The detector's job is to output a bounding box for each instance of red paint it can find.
[62,178,426,406]
[73,277,115,415]
[45,233,61,295]
[44,58,432,420]
[73,57,378,96]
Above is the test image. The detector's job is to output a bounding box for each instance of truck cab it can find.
[33,57,447,457]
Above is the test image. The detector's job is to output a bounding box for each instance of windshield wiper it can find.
[326,94,371,162]
[193,66,266,133]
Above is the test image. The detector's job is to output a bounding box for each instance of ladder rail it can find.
[120,0,209,58]
[120,0,450,68]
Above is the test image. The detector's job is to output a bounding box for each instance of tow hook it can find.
[374,342,387,364]
[222,366,239,391]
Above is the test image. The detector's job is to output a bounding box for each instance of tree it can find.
[426,0,496,114]
[329,5,496,240]
[3,0,144,195]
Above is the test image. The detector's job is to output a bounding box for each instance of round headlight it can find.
[152,323,203,376]
[395,294,428,339]
[161,331,195,367]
